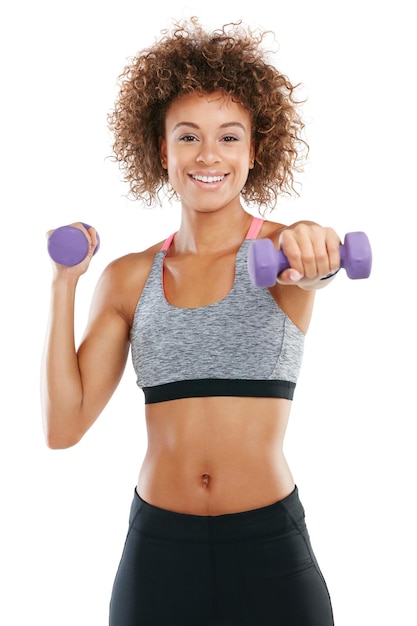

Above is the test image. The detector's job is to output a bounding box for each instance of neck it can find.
[174,207,254,254]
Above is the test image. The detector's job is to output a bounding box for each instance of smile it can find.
[191,174,226,183]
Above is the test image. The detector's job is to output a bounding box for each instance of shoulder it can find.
[92,240,165,325]
[105,240,163,280]
[258,218,286,243]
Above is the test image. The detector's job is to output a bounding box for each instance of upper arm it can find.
[76,246,160,429]
[75,258,137,431]
[269,282,316,335]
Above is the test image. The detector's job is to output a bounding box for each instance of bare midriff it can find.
[137,395,295,516]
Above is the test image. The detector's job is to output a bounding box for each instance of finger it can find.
[275,268,304,284]
[310,236,331,278]
[85,227,99,256]
[288,233,317,278]
[326,231,341,276]
[70,223,98,259]
[312,229,341,278]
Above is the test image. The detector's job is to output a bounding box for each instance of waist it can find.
[139,397,294,515]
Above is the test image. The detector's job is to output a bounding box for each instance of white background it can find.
[1,1,416,624]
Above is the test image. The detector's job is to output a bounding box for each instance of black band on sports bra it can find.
[143,378,296,404]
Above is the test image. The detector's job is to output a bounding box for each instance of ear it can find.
[249,143,256,169]
[159,137,167,169]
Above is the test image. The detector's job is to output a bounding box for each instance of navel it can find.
[201,473,210,488]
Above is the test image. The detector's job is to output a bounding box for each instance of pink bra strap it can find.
[161,232,175,251]
[245,216,264,239]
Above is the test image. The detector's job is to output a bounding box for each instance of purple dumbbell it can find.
[47,222,100,266]
[248,231,372,288]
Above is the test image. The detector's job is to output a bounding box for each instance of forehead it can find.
[165,91,251,127]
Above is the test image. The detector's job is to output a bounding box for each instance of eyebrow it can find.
[171,121,247,133]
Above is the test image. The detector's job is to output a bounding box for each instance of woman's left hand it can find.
[275,221,341,288]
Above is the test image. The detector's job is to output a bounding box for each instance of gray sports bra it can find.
[130,217,304,404]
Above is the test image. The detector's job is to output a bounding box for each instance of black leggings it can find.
[109,486,334,625]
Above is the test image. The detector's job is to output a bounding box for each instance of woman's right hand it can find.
[46,222,99,278]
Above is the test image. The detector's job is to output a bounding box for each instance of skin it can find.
[41,92,341,516]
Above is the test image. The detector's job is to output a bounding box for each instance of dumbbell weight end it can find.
[247,239,289,288]
[47,223,100,267]
[340,231,372,279]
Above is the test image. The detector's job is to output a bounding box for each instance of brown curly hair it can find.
[108,17,308,211]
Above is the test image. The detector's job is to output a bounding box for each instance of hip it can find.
[110,485,334,625]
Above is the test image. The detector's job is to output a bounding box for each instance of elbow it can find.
[41,396,88,449]
[43,416,84,450]
[45,434,80,450]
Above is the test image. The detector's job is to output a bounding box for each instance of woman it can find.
[42,18,337,625]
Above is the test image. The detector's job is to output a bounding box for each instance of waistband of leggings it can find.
[130,485,305,543]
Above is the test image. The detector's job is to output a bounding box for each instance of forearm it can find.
[41,276,85,448]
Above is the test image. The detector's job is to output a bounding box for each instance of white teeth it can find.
[192,174,225,183]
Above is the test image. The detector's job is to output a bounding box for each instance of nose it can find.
[196,140,220,165]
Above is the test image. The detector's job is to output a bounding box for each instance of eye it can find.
[179,134,198,142]
[221,135,239,142]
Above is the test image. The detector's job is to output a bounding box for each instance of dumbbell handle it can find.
[47,222,100,266]
[248,231,372,288]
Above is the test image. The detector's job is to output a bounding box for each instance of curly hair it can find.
[107,17,308,211]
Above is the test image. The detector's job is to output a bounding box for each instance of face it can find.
[160,91,255,214]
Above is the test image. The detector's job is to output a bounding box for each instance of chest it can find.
[162,250,238,308]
